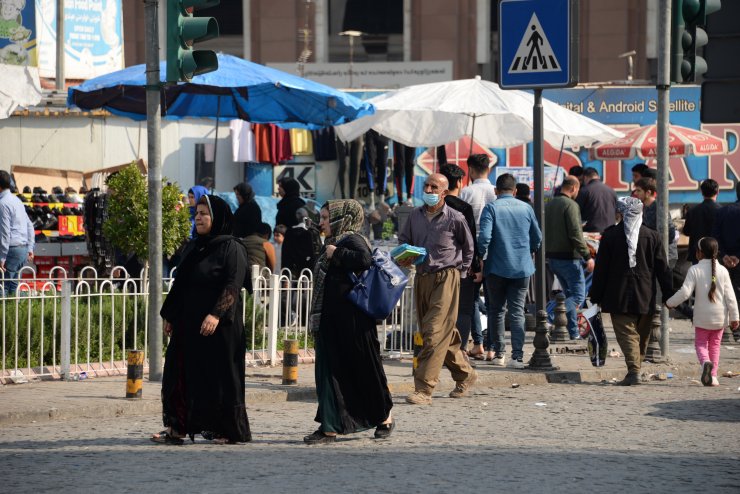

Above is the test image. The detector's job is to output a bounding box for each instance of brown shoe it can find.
[405,391,433,405]
[450,370,478,398]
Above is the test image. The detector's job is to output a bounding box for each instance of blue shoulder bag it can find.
[346,248,409,320]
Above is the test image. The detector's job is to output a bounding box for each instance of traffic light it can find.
[670,0,721,83]
[166,0,220,83]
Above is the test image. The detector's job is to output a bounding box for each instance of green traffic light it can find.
[166,0,220,83]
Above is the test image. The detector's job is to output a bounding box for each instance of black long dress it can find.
[160,236,252,442]
[314,234,393,434]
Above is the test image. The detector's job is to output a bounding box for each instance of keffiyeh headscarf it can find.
[616,196,643,268]
[309,200,365,332]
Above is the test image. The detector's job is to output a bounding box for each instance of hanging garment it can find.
[393,142,416,203]
[230,120,256,162]
[364,129,389,196]
[270,125,293,164]
[253,124,272,163]
[290,129,314,156]
[312,128,338,161]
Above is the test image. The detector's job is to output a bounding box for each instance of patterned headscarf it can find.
[310,200,365,333]
[616,196,643,268]
[325,199,364,244]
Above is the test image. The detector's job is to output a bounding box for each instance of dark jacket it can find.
[589,223,672,315]
[445,195,480,273]
[683,198,721,263]
[275,178,305,228]
[242,233,267,270]
[712,201,740,259]
[576,179,617,233]
[545,193,591,260]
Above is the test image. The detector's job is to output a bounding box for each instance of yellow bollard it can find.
[126,350,144,398]
[412,331,423,372]
[282,339,299,385]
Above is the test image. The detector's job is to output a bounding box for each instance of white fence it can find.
[1,265,417,383]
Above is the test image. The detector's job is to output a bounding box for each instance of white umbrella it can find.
[335,76,623,149]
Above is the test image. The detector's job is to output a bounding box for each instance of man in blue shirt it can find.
[0,171,35,294]
[478,173,542,368]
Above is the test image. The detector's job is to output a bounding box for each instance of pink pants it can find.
[695,327,723,377]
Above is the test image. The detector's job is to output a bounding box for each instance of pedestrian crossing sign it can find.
[508,13,560,73]
[499,0,579,89]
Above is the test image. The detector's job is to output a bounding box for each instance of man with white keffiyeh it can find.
[588,196,673,386]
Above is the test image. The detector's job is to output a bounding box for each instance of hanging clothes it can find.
[364,129,389,196]
[253,124,272,163]
[311,128,337,161]
[270,125,293,164]
[290,129,314,156]
[393,142,416,203]
[335,135,363,199]
[229,120,256,162]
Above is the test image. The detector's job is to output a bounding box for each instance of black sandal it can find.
[374,419,396,439]
[150,430,184,445]
[303,429,336,445]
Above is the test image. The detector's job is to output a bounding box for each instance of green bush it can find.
[103,162,190,261]
[3,291,269,370]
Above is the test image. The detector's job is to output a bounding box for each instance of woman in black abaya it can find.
[304,199,394,445]
[152,195,251,445]
[232,182,262,238]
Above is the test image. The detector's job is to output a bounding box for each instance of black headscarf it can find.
[175,195,236,280]
[280,178,300,198]
[234,182,256,203]
[197,195,233,239]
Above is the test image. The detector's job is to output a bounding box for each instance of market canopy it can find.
[67,54,374,128]
[334,76,623,149]
[589,124,728,160]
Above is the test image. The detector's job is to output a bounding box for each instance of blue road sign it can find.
[499,0,579,89]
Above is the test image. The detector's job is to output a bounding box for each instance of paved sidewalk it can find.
[2,315,739,426]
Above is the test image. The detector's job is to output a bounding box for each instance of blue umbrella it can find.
[67,53,374,128]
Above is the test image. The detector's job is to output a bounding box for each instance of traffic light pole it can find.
[657,0,671,357]
[145,0,164,381]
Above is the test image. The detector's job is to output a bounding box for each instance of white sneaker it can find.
[490,353,506,366]
[507,358,525,369]
[711,376,719,387]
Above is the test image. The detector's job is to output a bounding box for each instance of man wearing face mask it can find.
[398,173,477,405]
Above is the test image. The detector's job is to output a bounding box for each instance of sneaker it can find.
[701,361,714,386]
[711,376,720,387]
[490,353,506,366]
[405,391,432,405]
[507,358,525,369]
[450,370,478,398]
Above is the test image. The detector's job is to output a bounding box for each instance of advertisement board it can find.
[36,0,123,79]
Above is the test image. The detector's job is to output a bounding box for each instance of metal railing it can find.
[1,264,417,383]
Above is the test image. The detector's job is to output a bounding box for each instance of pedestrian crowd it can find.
[20,161,724,446]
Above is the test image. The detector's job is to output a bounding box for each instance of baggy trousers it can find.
[413,268,474,394]
[610,313,653,374]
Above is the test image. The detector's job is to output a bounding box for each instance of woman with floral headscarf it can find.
[153,195,252,445]
[589,196,673,386]
[304,199,394,445]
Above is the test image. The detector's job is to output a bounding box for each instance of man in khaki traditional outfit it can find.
[399,173,477,404]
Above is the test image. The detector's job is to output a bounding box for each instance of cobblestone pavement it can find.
[1,379,738,493]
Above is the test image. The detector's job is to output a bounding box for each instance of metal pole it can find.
[528,87,557,371]
[60,281,71,380]
[55,0,65,91]
[533,89,546,313]
[657,0,671,357]
[145,0,163,381]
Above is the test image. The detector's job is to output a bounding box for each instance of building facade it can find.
[123,0,658,86]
